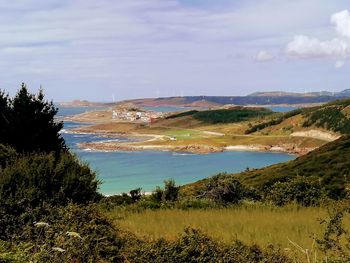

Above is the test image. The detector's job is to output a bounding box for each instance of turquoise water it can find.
[267,106,300,112]
[57,105,108,117]
[59,106,295,195]
[76,150,294,195]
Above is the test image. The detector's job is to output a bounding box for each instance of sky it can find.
[1,0,350,102]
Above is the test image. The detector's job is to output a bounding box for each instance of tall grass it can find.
[108,205,350,250]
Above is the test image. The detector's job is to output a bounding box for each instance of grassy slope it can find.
[247,98,350,136]
[182,135,350,196]
[110,206,330,250]
[167,107,272,124]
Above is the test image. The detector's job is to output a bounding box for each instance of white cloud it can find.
[335,60,345,68]
[286,35,350,58]
[254,50,275,62]
[286,9,350,59]
[0,0,349,100]
[331,10,350,38]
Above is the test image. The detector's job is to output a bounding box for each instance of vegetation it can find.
[166,110,199,119]
[193,108,272,124]
[245,108,304,134]
[166,107,272,124]
[246,98,350,135]
[0,146,100,209]
[113,205,329,248]
[303,106,350,134]
[0,83,66,154]
[183,135,350,202]
[123,227,293,263]
[2,85,350,262]
[264,176,326,206]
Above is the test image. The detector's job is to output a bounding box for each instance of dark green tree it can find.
[0,83,66,154]
[0,90,10,144]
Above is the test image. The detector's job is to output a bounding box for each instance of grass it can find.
[162,129,206,139]
[108,205,350,250]
[193,108,272,124]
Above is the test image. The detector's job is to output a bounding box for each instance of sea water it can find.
[58,106,295,195]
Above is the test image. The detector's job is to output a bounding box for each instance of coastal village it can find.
[111,107,162,123]
[64,103,164,124]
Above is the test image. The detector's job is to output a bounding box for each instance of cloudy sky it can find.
[1,0,350,101]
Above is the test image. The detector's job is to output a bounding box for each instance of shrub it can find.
[2,204,123,263]
[0,148,100,210]
[175,198,218,210]
[264,177,325,206]
[124,227,292,263]
[151,179,180,202]
[199,174,257,204]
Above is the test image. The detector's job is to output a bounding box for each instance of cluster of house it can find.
[111,109,161,123]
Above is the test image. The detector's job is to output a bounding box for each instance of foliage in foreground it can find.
[0,144,101,240]
[0,204,122,263]
[123,227,292,263]
[0,83,66,154]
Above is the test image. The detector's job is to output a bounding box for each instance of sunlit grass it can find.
[162,129,205,139]
[108,205,350,250]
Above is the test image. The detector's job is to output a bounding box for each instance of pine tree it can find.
[0,83,66,154]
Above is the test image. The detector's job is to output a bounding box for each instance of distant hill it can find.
[59,100,114,107]
[121,89,350,107]
[248,91,335,97]
[338,89,350,97]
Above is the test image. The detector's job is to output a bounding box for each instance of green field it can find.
[162,129,205,139]
[108,205,349,251]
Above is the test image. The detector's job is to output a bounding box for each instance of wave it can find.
[172,153,196,156]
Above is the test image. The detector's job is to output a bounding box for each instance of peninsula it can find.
[64,98,350,155]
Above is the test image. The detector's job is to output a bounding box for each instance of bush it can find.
[264,177,325,206]
[1,204,123,263]
[151,179,180,203]
[0,147,100,210]
[124,227,292,263]
[175,198,218,210]
[0,144,17,168]
[199,174,258,204]
[99,188,144,210]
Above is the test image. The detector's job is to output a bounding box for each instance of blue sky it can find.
[1,0,350,101]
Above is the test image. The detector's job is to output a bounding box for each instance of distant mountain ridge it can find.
[248,89,350,97]
[61,89,350,107]
[123,91,350,107]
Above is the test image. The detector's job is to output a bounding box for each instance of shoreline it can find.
[77,139,308,156]
[65,124,318,156]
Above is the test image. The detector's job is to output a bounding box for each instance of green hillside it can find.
[166,107,272,124]
[183,135,350,198]
[246,98,350,134]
